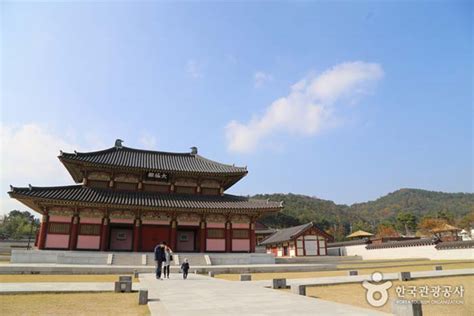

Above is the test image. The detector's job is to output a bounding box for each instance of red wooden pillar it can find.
[38,214,49,250]
[133,218,141,252]
[69,215,79,250]
[169,220,177,250]
[199,221,206,253]
[317,237,320,256]
[302,236,306,256]
[100,217,109,251]
[225,221,232,253]
[249,222,256,253]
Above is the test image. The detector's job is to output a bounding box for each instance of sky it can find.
[0,1,472,215]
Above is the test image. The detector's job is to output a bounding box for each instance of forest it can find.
[255,189,474,241]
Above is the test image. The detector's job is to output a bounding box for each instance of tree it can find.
[396,211,417,236]
[418,217,447,236]
[352,220,373,233]
[457,211,474,230]
[326,222,346,241]
[436,210,454,223]
[0,210,39,240]
[376,223,399,238]
[259,212,301,229]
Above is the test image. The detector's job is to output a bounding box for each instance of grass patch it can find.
[306,276,473,316]
[215,261,474,281]
[0,292,150,316]
[0,274,140,283]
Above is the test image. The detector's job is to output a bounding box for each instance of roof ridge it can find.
[194,154,247,170]
[9,184,84,192]
[61,146,193,157]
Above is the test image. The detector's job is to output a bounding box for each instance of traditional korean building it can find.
[8,140,282,253]
[260,222,332,257]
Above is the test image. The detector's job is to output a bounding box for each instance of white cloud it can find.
[226,61,383,153]
[0,124,80,215]
[186,59,203,78]
[138,133,157,149]
[0,124,164,216]
[254,71,273,88]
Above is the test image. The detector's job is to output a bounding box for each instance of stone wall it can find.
[329,244,473,260]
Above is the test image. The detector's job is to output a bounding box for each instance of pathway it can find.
[138,273,388,316]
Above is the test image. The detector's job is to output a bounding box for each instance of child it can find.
[181,258,190,279]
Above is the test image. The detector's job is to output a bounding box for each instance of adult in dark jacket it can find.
[154,241,167,279]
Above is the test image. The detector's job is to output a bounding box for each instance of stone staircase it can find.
[145,253,209,266]
[176,253,209,266]
[275,255,362,264]
[112,253,143,266]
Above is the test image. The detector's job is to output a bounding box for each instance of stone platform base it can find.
[0,262,336,275]
[10,250,275,266]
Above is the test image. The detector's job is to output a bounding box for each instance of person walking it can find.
[181,258,190,280]
[163,244,173,279]
[154,241,166,280]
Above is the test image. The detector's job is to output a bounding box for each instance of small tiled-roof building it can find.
[260,222,332,257]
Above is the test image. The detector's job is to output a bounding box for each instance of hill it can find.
[254,189,474,240]
[350,188,473,223]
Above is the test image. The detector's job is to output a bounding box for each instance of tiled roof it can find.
[259,222,332,245]
[346,230,374,238]
[431,223,461,233]
[435,240,474,250]
[9,185,282,211]
[60,146,248,175]
[365,238,436,250]
[327,239,371,248]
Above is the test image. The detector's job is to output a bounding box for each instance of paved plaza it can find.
[2,268,472,314]
[138,273,388,316]
[0,282,141,293]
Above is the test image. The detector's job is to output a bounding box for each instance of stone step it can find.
[112,253,142,266]
[146,253,208,267]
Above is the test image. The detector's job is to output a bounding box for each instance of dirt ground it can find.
[306,276,473,316]
[0,274,140,283]
[0,292,150,316]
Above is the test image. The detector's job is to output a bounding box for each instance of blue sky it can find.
[1,1,472,214]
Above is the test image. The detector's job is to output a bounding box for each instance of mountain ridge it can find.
[254,188,474,239]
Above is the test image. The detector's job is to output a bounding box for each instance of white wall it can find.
[335,244,473,260]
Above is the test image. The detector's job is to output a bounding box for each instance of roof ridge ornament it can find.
[190,146,198,155]
[28,184,33,191]
[115,139,124,149]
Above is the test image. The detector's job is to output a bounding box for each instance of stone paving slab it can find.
[139,273,389,316]
[0,282,140,294]
[251,268,474,287]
